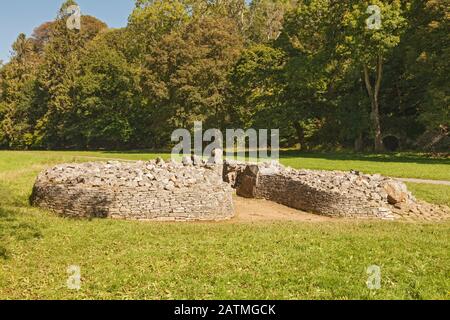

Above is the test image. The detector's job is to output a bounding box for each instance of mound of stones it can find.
[224,160,449,221]
[31,157,234,221]
[31,155,449,222]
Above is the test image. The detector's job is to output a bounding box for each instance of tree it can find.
[229,44,285,130]
[274,0,347,149]
[399,0,449,149]
[0,33,41,148]
[71,34,141,149]
[247,0,294,43]
[139,15,243,146]
[181,0,250,33]
[34,1,107,148]
[11,34,34,62]
[128,0,190,62]
[31,16,107,55]
[0,0,447,151]
[338,0,407,151]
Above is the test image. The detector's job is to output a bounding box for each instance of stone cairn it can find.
[31,155,449,221]
[31,156,233,221]
[224,160,450,221]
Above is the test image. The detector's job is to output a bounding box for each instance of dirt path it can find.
[230,196,333,222]
[398,178,450,186]
[228,196,450,223]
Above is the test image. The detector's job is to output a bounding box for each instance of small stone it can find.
[370,192,382,201]
[182,156,193,166]
[164,182,175,191]
[191,155,202,166]
[208,148,223,164]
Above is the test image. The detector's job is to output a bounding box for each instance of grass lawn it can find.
[0,151,449,299]
[3,150,448,180]
[280,151,450,181]
[406,183,450,207]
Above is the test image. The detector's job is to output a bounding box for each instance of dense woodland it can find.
[0,0,448,151]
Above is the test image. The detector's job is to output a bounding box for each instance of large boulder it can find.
[383,181,409,205]
[236,162,283,198]
[236,165,260,198]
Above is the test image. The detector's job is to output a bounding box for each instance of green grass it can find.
[0,151,449,300]
[1,212,449,300]
[3,150,449,180]
[406,183,450,207]
[280,151,450,181]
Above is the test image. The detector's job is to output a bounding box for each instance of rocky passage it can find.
[226,160,450,221]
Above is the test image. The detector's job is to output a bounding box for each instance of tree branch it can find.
[363,63,373,98]
[374,55,383,100]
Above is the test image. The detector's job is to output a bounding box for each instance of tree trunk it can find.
[354,132,363,152]
[363,55,384,152]
[293,121,306,150]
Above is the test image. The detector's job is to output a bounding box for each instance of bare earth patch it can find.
[230,195,333,222]
[229,195,450,223]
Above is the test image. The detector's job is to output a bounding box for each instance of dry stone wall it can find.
[31,156,449,222]
[31,158,234,221]
[228,161,448,220]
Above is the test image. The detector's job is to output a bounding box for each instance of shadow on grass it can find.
[0,207,8,259]
[0,207,43,260]
[0,183,43,260]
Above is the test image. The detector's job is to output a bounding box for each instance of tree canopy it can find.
[0,0,448,151]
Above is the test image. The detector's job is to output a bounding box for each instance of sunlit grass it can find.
[0,151,449,300]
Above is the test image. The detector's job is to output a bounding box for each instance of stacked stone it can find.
[228,161,448,220]
[222,160,248,188]
[31,157,234,221]
[31,156,449,222]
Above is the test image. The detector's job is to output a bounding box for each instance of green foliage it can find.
[139,15,243,145]
[404,0,449,132]
[0,0,447,151]
[338,0,407,64]
[229,44,285,129]
[34,3,108,148]
[246,0,294,43]
[71,35,140,149]
[0,33,41,149]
